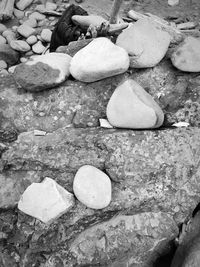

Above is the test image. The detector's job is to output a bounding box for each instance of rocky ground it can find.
[0,0,200,267]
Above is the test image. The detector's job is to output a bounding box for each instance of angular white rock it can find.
[41,29,52,43]
[18,177,75,224]
[99,118,113,128]
[70,37,129,82]
[10,40,31,52]
[171,36,200,72]
[116,19,171,68]
[73,165,112,209]
[106,79,164,129]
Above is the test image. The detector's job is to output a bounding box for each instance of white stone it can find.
[172,122,190,127]
[70,37,129,82]
[29,11,46,21]
[26,35,37,45]
[10,40,31,52]
[18,177,75,224]
[168,0,179,6]
[106,79,164,129]
[116,19,171,68]
[73,165,112,209]
[99,119,113,128]
[33,129,46,136]
[16,0,34,11]
[0,35,6,45]
[20,57,28,63]
[45,2,57,11]
[41,29,52,43]
[171,37,200,72]
[8,65,17,73]
[32,41,46,54]
[24,18,37,28]
[17,24,36,38]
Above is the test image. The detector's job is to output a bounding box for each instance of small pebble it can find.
[26,35,37,45]
[25,50,34,56]
[0,36,6,45]
[29,12,46,21]
[17,24,36,38]
[32,41,46,54]
[0,23,7,34]
[13,8,24,19]
[0,60,7,69]
[24,18,37,28]
[10,40,31,52]
[20,57,28,63]
[40,29,52,43]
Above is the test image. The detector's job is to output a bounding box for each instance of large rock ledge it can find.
[0,59,200,142]
[0,126,199,267]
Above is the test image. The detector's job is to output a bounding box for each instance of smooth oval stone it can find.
[41,29,52,43]
[24,18,37,28]
[73,165,112,209]
[18,177,75,224]
[72,15,107,29]
[13,52,72,92]
[70,37,129,82]
[171,36,200,72]
[29,11,46,21]
[10,40,31,52]
[116,18,171,68]
[32,41,45,54]
[106,79,164,129]
[17,24,36,38]
[26,35,37,45]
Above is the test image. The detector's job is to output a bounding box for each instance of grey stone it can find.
[0,44,19,66]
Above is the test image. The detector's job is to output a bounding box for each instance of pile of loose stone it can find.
[13,11,200,224]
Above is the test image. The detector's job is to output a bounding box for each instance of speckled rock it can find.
[73,165,112,209]
[17,24,36,38]
[10,40,31,52]
[107,79,164,129]
[116,19,171,68]
[18,177,75,224]
[171,36,200,72]
[13,52,72,92]
[70,37,129,82]
[0,44,19,65]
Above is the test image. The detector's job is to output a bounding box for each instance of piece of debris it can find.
[168,0,179,7]
[69,37,129,82]
[99,119,114,128]
[73,165,112,209]
[18,177,75,224]
[106,79,164,129]
[33,130,46,136]
[172,122,190,127]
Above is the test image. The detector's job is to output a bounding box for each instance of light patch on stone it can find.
[172,122,189,127]
[18,177,75,224]
[27,53,72,83]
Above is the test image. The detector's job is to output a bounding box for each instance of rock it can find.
[73,165,112,209]
[26,35,37,45]
[116,19,171,68]
[72,14,107,28]
[10,40,31,52]
[20,57,28,63]
[0,60,7,69]
[13,52,72,92]
[171,36,200,72]
[29,11,46,21]
[0,35,6,45]
[2,30,16,44]
[8,65,17,73]
[107,79,164,129]
[16,0,34,11]
[17,24,36,38]
[45,2,57,11]
[0,23,7,34]
[23,18,37,28]
[32,40,46,54]
[13,8,24,19]
[18,177,75,224]
[70,37,129,82]
[0,44,19,65]
[0,69,9,76]
[40,28,52,43]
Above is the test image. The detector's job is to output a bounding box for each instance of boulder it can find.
[171,36,200,72]
[116,19,171,68]
[18,177,75,224]
[73,165,112,209]
[0,44,19,65]
[13,52,72,92]
[107,79,164,129]
[70,37,129,82]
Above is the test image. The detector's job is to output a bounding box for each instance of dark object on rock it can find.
[0,44,19,66]
[171,211,200,267]
[50,4,88,52]
[56,38,93,57]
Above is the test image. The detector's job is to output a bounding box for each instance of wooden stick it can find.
[109,0,124,24]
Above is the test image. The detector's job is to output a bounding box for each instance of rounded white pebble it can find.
[73,165,112,209]
[26,35,37,45]
[20,57,28,63]
[32,41,46,54]
[41,29,52,43]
